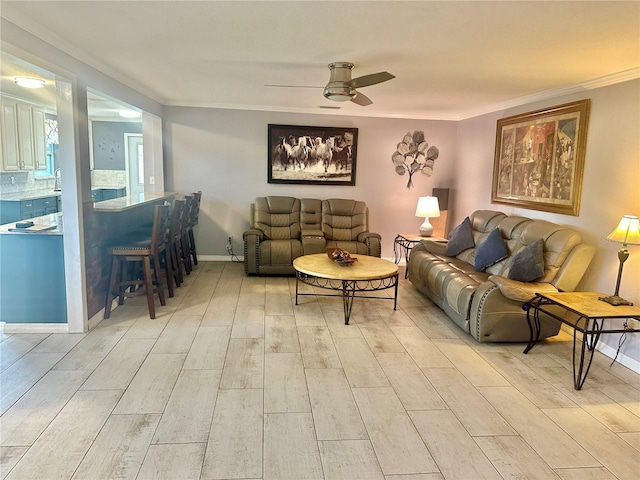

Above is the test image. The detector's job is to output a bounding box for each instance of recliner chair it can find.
[320,199,381,256]
[243,196,303,275]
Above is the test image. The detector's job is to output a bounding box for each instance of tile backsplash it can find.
[0,171,55,193]
[91,170,126,187]
[0,170,126,194]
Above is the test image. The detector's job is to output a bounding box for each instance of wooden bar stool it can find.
[182,195,195,275]
[169,198,188,286]
[186,191,201,266]
[104,204,172,319]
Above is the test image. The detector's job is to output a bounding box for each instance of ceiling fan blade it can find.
[351,91,373,106]
[345,71,395,89]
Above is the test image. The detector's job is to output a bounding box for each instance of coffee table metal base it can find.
[295,273,398,325]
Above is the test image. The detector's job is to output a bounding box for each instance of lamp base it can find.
[598,295,634,307]
[419,219,434,237]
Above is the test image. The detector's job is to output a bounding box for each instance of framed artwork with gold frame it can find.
[491,99,590,216]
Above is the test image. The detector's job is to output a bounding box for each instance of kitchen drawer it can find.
[101,188,126,200]
[33,197,57,211]
[20,200,34,215]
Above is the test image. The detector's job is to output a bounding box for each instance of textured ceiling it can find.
[2,1,639,120]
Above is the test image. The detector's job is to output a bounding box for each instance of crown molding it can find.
[458,67,640,120]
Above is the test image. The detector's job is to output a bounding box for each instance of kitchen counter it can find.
[0,189,61,201]
[0,212,63,235]
[94,191,175,212]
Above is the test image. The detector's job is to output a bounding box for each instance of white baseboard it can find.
[199,255,243,262]
[596,341,640,374]
[1,321,69,334]
[560,324,639,374]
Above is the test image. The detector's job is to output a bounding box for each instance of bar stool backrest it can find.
[188,191,201,227]
[152,204,171,255]
[171,199,186,238]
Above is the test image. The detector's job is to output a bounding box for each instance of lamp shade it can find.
[606,215,640,245]
[415,196,440,218]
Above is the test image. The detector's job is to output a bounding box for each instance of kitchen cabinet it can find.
[0,216,67,324]
[32,108,47,170]
[0,98,47,172]
[92,187,126,203]
[1,100,20,171]
[0,194,61,224]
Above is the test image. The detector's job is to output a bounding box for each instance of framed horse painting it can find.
[268,124,358,185]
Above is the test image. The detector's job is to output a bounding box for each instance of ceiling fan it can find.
[266,62,395,106]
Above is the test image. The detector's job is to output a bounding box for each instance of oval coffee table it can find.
[293,253,399,325]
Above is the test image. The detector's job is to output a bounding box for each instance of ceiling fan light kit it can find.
[323,62,357,102]
[268,61,395,107]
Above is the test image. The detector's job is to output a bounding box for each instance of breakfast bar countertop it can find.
[93,191,176,212]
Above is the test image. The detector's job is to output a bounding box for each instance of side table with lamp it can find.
[523,214,640,389]
[394,196,446,278]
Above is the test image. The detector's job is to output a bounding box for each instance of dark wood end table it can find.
[524,291,640,389]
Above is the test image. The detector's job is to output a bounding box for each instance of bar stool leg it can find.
[153,253,167,306]
[163,250,174,298]
[188,229,198,266]
[104,256,120,319]
[142,256,156,319]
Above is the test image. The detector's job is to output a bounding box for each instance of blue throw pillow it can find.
[508,239,545,282]
[445,217,475,256]
[474,228,508,271]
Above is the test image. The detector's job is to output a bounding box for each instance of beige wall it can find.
[455,79,640,366]
[163,108,458,258]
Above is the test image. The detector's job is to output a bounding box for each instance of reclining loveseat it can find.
[243,196,381,275]
[408,210,595,342]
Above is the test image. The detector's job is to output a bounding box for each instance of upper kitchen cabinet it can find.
[0,98,47,172]
[1,100,20,170]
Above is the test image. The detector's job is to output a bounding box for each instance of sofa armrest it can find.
[243,229,264,274]
[243,229,264,242]
[357,232,381,242]
[358,232,382,257]
[488,275,558,303]
[420,238,448,255]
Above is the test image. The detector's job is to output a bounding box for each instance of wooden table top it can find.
[538,291,640,319]
[293,254,398,281]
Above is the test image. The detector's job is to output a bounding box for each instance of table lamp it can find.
[415,196,440,237]
[599,214,640,306]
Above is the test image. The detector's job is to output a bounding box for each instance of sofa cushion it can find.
[445,217,475,256]
[474,228,508,271]
[508,239,544,282]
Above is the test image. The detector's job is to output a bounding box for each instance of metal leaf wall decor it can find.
[392,131,439,189]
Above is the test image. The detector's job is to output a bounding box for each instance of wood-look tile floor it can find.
[1,261,639,480]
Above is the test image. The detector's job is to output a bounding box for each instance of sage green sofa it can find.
[408,210,595,342]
